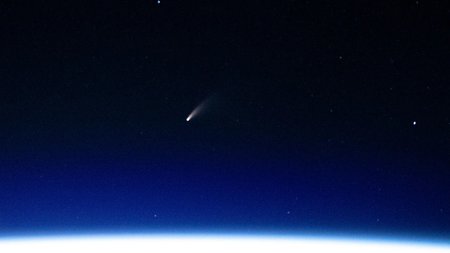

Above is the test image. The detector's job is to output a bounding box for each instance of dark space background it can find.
[0,0,449,239]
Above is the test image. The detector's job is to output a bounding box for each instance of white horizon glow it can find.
[0,235,449,253]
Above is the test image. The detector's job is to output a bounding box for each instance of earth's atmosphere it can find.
[1,234,450,253]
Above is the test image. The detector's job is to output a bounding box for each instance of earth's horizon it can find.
[1,233,449,253]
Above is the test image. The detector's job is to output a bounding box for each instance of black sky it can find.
[0,0,449,238]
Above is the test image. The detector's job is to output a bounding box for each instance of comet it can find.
[186,95,215,122]
[186,106,201,122]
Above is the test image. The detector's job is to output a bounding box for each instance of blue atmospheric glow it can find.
[0,234,449,253]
